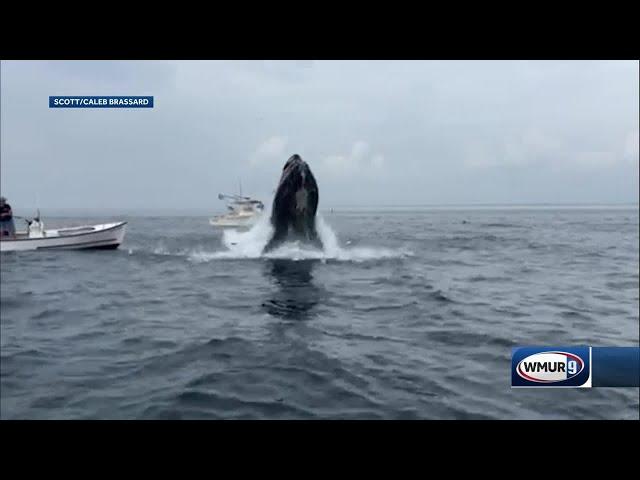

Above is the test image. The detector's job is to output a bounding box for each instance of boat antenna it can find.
[238,178,242,197]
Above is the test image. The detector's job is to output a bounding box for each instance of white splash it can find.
[188,214,412,263]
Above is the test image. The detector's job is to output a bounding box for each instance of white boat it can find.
[209,193,265,229]
[0,215,127,252]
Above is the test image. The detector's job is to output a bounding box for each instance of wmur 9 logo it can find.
[512,347,592,388]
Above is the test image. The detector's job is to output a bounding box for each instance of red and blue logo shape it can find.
[512,346,592,388]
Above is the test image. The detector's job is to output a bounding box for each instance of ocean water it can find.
[1,206,638,420]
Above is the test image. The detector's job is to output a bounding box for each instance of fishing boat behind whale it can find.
[209,193,265,229]
[0,214,127,252]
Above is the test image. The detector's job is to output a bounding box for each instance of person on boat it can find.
[0,196,16,238]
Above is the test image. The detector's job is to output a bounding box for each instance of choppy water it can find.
[1,207,638,419]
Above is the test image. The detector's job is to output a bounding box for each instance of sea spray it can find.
[188,214,413,263]
[221,211,274,257]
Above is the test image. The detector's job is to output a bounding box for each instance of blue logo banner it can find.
[512,346,592,388]
[49,96,154,108]
[512,346,640,388]
[592,347,640,387]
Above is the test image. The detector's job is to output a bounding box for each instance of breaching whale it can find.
[263,154,323,253]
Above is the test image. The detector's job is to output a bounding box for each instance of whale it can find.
[263,154,323,253]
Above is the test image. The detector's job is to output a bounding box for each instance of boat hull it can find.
[209,216,261,229]
[0,222,127,252]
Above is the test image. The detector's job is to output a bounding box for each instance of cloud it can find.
[464,127,634,172]
[1,60,637,209]
[319,141,385,178]
[463,129,558,169]
[565,152,617,169]
[249,136,288,166]
[624,130,639,165]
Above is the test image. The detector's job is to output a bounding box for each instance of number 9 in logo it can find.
[568,360,577,375]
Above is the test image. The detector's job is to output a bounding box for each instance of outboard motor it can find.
[28,219,44,238]
[26,210,45,238]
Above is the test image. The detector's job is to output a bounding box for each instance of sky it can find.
[1,60,638,212]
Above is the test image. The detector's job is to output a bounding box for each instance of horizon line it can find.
[13,201,640,209]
